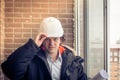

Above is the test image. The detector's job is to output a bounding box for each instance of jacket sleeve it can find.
[1,39,40,80]
[76,56,87,80]
[64,55,88,80]
[78,64,88,80]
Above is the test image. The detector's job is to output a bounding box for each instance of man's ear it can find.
[60,42,62,45]
[60,36,65,42]
[40,44,46,50]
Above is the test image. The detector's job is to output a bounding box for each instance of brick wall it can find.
[3,0,74,80]
[4,0,74,57]
[0,0,5,80]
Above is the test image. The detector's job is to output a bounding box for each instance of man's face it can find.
[42,37,61,54]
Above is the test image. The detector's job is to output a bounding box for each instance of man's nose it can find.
[49,39,55,45]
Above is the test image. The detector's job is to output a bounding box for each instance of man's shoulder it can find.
[61,45,77,56]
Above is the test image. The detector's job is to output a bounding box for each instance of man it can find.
[1,17,87,80]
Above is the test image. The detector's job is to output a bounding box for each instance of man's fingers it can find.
[35,33,47,47]
[39,34,47,40]
[40,36,47,42]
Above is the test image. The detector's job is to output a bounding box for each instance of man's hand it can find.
[35,33,47,47]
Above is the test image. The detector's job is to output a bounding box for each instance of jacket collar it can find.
[59,46,66,55]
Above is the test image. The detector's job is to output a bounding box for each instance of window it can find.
[74,0,108,79]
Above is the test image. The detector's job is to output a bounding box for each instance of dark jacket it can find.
[1,39,87,80]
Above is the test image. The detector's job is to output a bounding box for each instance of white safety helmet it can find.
[39,17,64,37]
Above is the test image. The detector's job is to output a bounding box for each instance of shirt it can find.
[46,52,62,80]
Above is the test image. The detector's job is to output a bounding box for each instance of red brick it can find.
[14,13,22,18]
[58,4,67,8]
[32,3,41,8]
[32,9,48,13]
[41,4,49,8]
[14,18,32,23]
[5,39,13,43]
[67,18,73,23]
[5,28,13,32]
[5,2,13,7]
[5,12,14,17]
[22,29,32,33]
[23,24,39,29]
[5,43,16,48]
[21,0,32,2]
[23,34,31,38]
[66,0,73,3]
[50,0,66,3]
[58,14,72,18]
[23,14,32,18]
[5,33,14,38]
[22,9,31,13]
[32,19,41,23]
[5,0,13,2]
[59,19,67,23]
[67,9,73,13]
[14,38,27,43]
[14,28,23,33]
[33,0,49,3]
[54,9,67,13]
[32,29,38,33]
[5,8,14,12]
[14,8,23,12]
[15,0,24,2]
[67,4,73,8]
[49,3,58,8]
[5,18,14,23]
[14,34,22,38]
[23,3,31,8]
[40,14,58,18]
[14,2,23,7]
[4,48,13,54]
[5,23,22,28]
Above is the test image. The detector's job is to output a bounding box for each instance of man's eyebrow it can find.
[45,37,49,40]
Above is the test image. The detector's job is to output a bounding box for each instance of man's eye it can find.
[45,38,49,41]
[54,38,59,41]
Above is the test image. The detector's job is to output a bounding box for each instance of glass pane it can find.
[110,0,120,79]
[110,52,113,56]
[114,57,118,62]
[86,0,104,78]
[110,57,113,62]
[114,52,118,56]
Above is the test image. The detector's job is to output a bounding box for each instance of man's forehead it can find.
[46,37,60,39]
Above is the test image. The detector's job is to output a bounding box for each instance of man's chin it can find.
[49,51,55,54]
[48,50,57,54]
